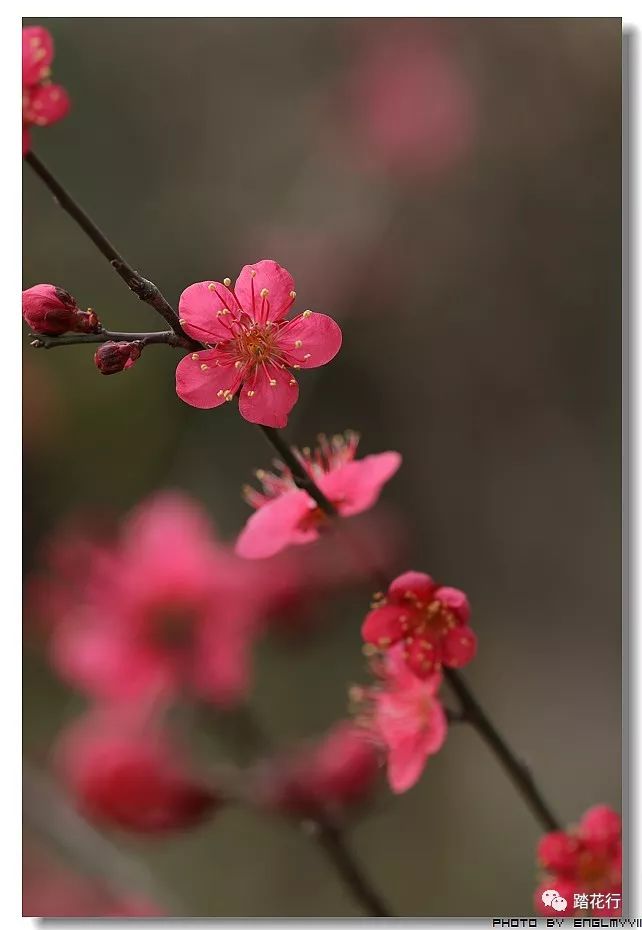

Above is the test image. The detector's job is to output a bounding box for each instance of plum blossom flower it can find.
[22,27,70,156]
[535,805,622,916]
[33,492,262,707]
[175,259,342,428]
[55,704,219,834]
[362,570,476,678]
[235,431,402,559]
[254,721,380,817]
[355,645,447,793]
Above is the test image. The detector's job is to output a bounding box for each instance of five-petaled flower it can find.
[175,259,342,428]
[535,805,622,916]
[235,431,401,559]
[355,644,447,793]
[361,570,476,678]
[22,26,70,156]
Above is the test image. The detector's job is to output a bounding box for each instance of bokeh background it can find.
[23,17,621,918]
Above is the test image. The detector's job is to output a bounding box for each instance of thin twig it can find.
[29,328,192,350]
[25,150,195,345]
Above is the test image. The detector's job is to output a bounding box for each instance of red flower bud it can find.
[55,708,221,834]
[253,721,380,817]
[22,284,100,336]
[94,341,142,375]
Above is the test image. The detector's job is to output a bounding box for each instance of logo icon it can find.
[541,889,568,912]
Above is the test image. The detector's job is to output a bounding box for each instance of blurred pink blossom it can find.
[343,30,475,179]
[55,702,220,834]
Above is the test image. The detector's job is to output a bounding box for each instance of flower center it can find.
[237,324,276,365]
[151,606,197,652]
[401,599,455,640]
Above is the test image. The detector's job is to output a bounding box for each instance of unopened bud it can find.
[22,284,100,336]
[94,341,142,375]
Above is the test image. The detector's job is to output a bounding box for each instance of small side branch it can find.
[29,329,192,350]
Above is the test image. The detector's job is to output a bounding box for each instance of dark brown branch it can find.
[29,328,192,350]
[444,668,560,831]
[25,150,195,345]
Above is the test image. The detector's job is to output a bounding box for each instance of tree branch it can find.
[25,150,196,345]
[29,329,192,350]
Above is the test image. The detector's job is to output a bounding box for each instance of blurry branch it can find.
[29,328,192,350]
[25,150,196,346]
[23,763,180,913]
[219,705,394,918]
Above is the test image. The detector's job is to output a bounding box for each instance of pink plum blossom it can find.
[33,492,262,707]
[22,27,70,155]
[55,703,219,834]
[235,431,402,559]
[362,570,476,678]
[94,341,142,374]
[535,806,622,916]
[175,259,342,428]
[358,645,447,794]
[22,284,99,336]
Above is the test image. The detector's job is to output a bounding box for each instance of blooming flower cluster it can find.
[535,806,622,916]
[175,260,342,428]
[22,26,69,155]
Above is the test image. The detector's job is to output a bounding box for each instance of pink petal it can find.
[385,731,435,794]
[22,27,54,87]
[235,490,316,559]
[234,260,295,323]
[434,586,470,623]
[442,626,477,668]
[191,611,255,707]
[51,622,174,700]
[361,604,405,646]
[320,451,402,516]
[388,571,436,603]
[25,83,69,126]
[238,365,299,428]
[276,312,342,368]
[175,349,241,409]
[177,281,241,343]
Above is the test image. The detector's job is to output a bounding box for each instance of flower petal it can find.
[361,604,405,646]
[238,365,299,428]
[235,490,316,559]
[175,349,241,409]
[25,83,70,126]
[22,27,54,86]
[177,281,241,343]
[276,312,342,369]
[434,585,470,623]
[191,609,255,706]
[320,451,402,516]
[388,571,436,604]
[234,260,295,323]
[442,626,477,668]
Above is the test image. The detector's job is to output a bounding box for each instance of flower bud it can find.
[55,708,221,834]
[253,721,380,817]
[94,341,142,375]
[22,284,100,336]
